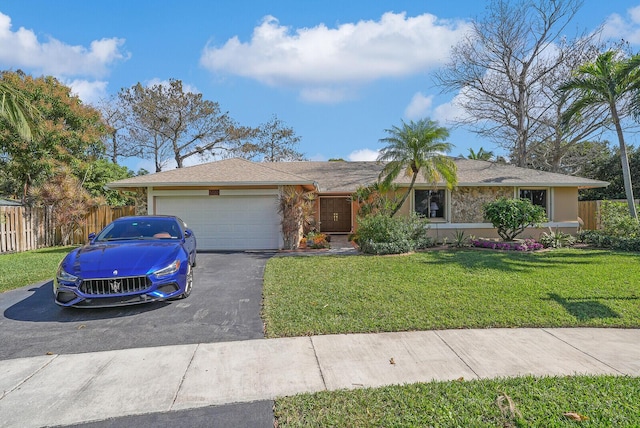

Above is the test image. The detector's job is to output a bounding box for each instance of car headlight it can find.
[57,266,78,283]
[153,260,181,278]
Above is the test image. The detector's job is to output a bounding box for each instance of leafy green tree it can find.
[483,197,547,241]
[560,50,640,219]
[579,143,640,201]
[77,159,135,206]
[527,139,612,176]
[377,118,457,216]
[0,71,106,201]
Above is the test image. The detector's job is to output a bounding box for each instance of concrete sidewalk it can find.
[2,328,640,427]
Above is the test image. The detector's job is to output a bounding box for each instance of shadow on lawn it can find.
[547,293,624,321]
[416,248,602,272]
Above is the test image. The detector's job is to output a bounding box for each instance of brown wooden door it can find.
[320,197,351,232]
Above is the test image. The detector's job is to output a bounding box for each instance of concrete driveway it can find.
[0,252,271,360]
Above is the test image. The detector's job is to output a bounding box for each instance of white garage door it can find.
[155,195,281,250]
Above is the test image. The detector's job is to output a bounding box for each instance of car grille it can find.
[80,276,151,295]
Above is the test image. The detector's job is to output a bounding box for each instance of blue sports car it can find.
[54,215,197,308]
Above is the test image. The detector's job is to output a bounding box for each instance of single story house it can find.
[107,158,608,251]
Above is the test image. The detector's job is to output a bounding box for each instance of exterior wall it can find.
[552,187,578,222]
[450,186,513,223]
[353,185,581,242]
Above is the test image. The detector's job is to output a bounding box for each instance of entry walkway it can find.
[2,328,639,427]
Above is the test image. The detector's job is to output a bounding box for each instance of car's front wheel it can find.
[180,265,193,299]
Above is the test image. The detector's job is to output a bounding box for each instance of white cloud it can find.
[348,148,379,161]
[0,12,128,78]
[404,92,433,120]
[201,12,469,100]
[67,79,109,105]
[603,6,640,44]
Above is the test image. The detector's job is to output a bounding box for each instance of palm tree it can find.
[0,80,38,141]
[560,50,640,219]
[467,147,494,161]
[377,118,457,216]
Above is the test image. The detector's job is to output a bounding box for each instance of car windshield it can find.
[95,218,182,241]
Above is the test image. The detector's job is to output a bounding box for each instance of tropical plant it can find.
[351,181,401,217]
[483,197,547,241]
[560,50,640,219]
[0,80,39,141]
[278,186,316,250]
[452,230,469,247]
[29,167,104,245]
[377,118,457,216]
[539,227,576,248]
[466,147,494,161]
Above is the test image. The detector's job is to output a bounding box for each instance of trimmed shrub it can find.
[356,213,433,255]
[483,197,547,241]
[578,230,640,252]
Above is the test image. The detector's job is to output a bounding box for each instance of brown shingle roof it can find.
[108,158,315,188]
[108,158,608,191]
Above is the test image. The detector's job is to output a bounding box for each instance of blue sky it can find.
[2,1,640,171]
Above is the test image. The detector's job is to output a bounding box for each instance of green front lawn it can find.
[268,249,640,426]
[0,247,73,293]
[263,248,640,337]
[275,375,640,427]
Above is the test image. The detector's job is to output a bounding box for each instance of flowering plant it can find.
[306,232,330,249]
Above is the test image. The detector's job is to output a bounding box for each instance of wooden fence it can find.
[0,205,135,254]
[578,200,600,230]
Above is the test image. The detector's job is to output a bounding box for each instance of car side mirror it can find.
[184,229,192,238]
[88,232,96,241]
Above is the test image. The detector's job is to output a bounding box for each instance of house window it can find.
[519,189,547,212]
[415,190,445,219]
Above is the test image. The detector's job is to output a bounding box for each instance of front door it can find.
[320,197,352,233]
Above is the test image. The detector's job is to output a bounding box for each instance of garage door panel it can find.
[155,195,281,251]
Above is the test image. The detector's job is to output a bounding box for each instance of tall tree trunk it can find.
[611,104,638,219]
[391,173,418,217]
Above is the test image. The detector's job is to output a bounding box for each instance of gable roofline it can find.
[107,158,316,190]
[107,157,609,191]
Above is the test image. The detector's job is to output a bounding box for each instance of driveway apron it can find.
[0,252,270,360]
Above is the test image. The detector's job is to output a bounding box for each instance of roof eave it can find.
[106,180,317,190]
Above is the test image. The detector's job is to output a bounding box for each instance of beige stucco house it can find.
[108,158,608,250]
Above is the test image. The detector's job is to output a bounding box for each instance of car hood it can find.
[64,242,184,278]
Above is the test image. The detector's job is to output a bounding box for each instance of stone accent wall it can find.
[451,186,513,223]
